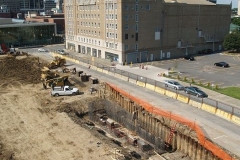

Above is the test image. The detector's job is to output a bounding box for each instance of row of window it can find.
[124,44,138,51]
[106,14,117,20]
[79,21,101,28]
[125,24,138,32]
[78,13,100,19]
[106,42,118,49]
[77,5,100,11]
[106,32,117,39]
[78,37,101,46]
[105,3,117,10]
[106,23,118,30]
[78,30,100,37]
[124,4,150,11]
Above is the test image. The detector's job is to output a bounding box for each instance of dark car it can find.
[207,49,213,53]
[184,87,208,98]
[184,55,195,61]
[198,49,207,54]
[214,62,229,68]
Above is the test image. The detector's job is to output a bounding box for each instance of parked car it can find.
[214,62,229,68]
[183,55,195,61]
[207,49,213,53]
[164,80,184,90]
[38,48,48,52]
[57,49,68,55]
[184,86,208,98]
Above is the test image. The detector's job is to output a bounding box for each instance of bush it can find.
[184,77,187,81]
[177,75,181,79]
[191,78,195,83]
[207,82,211,87]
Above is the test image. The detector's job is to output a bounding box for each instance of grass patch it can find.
[217,87,240,100]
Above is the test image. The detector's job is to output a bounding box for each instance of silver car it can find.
[164,80,184,90]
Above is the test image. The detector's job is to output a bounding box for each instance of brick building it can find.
[64,0,231,64]
[26,14,65,34]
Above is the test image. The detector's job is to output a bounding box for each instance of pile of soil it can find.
[0,56,44,84]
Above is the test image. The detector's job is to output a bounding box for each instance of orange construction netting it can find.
[107,83,234,160]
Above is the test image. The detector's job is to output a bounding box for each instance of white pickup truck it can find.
[51,86,79,97]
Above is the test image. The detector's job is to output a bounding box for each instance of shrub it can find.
[207,82,211,87]
[177,75,181,79]
[191,78,195,83]
[184,77,187,81]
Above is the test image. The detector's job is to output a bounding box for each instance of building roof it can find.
[163,0,216,5]
[0,18,55,28]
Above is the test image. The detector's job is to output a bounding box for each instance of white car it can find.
[38,48,48,52]
[164,80,184,90]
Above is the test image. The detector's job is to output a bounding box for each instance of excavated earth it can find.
[0,55,123,160]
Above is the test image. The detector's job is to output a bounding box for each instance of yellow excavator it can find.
[42,76,69,89]
[47,56,66,69]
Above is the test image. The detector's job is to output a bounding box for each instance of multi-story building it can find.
[64,0,231,64]
[0,5,11,18]
[44,0,56,12]
[0,0,21,13]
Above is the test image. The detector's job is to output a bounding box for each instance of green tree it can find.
[223,31,240,52]
[232,8,238,16]
[232,17,240,26]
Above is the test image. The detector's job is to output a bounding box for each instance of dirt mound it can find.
[0,56,43,84]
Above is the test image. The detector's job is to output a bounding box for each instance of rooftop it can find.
[0,18,55,28]
[163,0,216,5]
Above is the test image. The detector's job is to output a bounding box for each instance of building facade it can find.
[44,0,57,12]
[0,18,57,47]
[64,0,231,64]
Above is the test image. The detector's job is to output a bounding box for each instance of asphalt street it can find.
[22,47,240,159]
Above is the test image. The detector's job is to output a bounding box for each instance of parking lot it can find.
[143,53,240,88]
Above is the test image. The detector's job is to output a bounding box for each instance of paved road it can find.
[22,47,240,159]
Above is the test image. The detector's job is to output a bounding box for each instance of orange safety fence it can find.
[107,83,234,160]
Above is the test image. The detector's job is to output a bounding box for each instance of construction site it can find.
[0,53,239,160]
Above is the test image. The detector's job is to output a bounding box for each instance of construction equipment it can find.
[47,56,66,69]
[42,75,69,89]
[62,67,76,74]
[41,67,59,81]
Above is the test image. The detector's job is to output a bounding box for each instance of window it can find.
[136,0,139,3]
[125,15,129,20]
[107,32,109,37]
[116,24,118,29]
[115,14,117,19]
[125,24,129,30]
[135,4,138,12]
[135,43,138,51]
[135,14,138,22]
[135,23,138,32]
[116,34,117,38]
[146,4,150,10]
[155,27,160,32]
[125,34,128,39]
[107,24,109,28]
[124,5,128,10]
[135,33,138,41]
[125,44,128,50]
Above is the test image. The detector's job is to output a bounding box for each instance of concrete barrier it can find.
[155,86,165,95]
[90,65,97,70]
[102,69,109,74]
[129,78,136,84]
[188,100,202,108]
[136,81,146,87]
[146,83,155,91]
[121,76,129,81]
[108,72,115,76]
[177,94,189,103]
[115,73,122,79]
[201,103,217,114]
[97,68,103,72]
[165,90,177,99]
[215,109,232,121]
[231,115,240,126]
